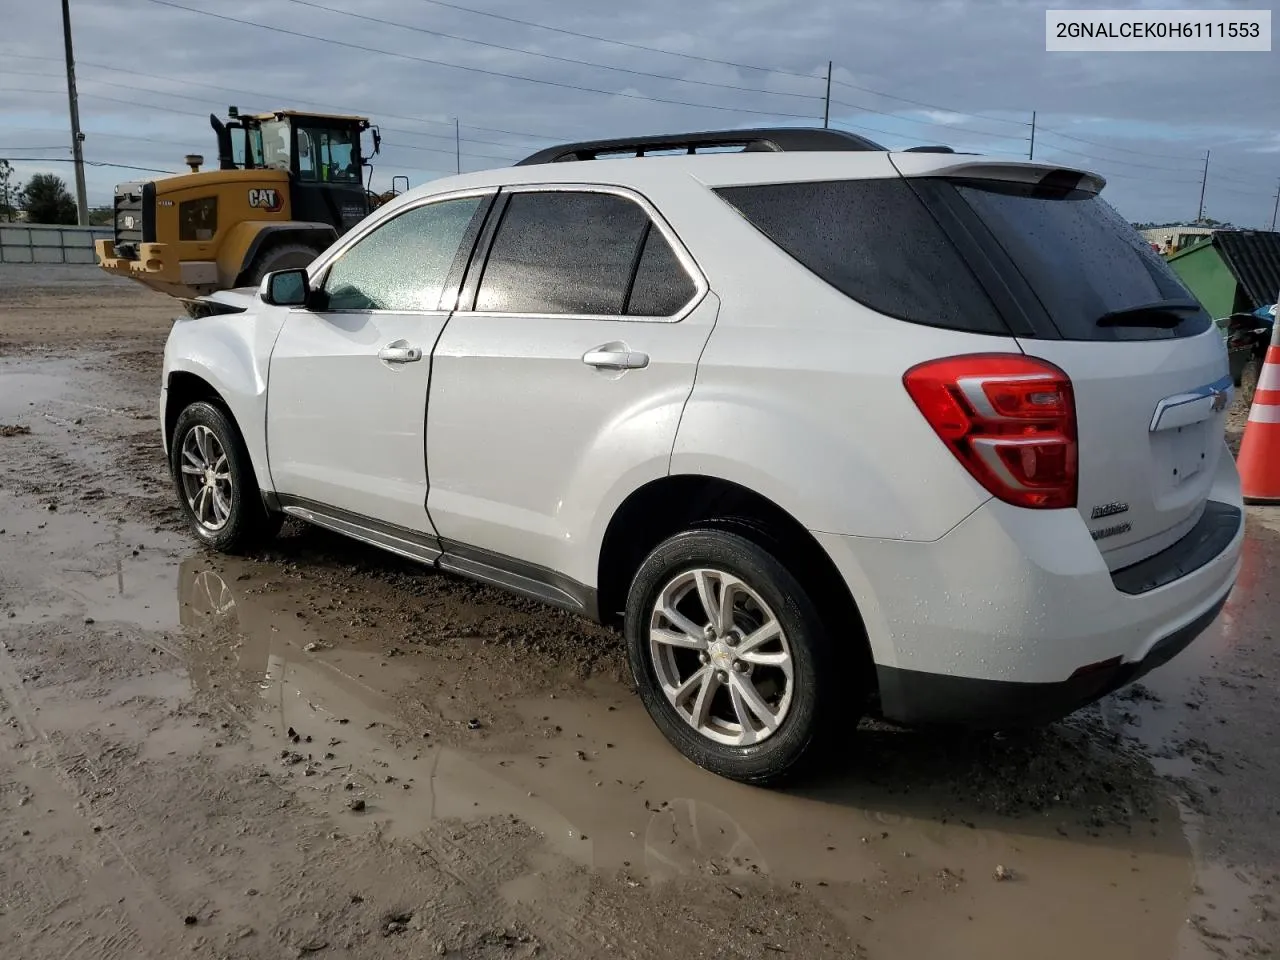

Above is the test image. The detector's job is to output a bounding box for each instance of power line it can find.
[382,141,518,164]
[137,0,822,121]
[8,156,176,174]
[828,96,1029,142]
[410,0,819,80]
[335,0,1032,139]
[827,117,1022,157]
[282,0,823,103]
[9,82,524,167]
[1034,134,1275,189]
[1033,135,1210,174]
[1034,124,1205,163]
[3,53,564,143]
[830,78,1031,128]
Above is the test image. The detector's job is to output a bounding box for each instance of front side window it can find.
[476,190,696,317]
[321,195,483,312]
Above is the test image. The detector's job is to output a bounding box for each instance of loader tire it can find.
[241,243,320,288]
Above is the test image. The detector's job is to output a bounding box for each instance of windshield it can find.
[297,125,361,183]
[259,119,292,172]
[955,181,1211,341]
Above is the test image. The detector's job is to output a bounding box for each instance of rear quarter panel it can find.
[658,175,1003,543]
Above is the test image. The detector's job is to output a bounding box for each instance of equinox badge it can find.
[1090,501,1130,520]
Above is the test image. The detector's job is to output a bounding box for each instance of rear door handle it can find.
[582,347,649,370]
[378,342,422,363]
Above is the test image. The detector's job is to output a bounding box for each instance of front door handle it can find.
[378,342,422,364]
[582,346,649,370]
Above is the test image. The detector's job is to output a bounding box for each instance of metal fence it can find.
[0,223,112,264]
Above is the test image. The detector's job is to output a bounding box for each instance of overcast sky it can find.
[1,0,1277,226]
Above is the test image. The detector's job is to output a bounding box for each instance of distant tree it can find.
[88,205,115,226]
[0,160,15,222]
[21,173,78,224]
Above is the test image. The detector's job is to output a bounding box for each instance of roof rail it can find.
[514,127,888,166]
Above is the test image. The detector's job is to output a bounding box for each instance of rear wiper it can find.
[1096,300,1204,328]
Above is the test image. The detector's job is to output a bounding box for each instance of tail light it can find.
[903,354,1077,510]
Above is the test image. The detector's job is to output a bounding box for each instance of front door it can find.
[266,193,489,531]
[426,187,716,587]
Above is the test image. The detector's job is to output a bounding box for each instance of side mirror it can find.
[259,268,310,307]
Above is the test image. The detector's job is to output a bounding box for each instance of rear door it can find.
[425,186,715,587]
[947,178,1230,568]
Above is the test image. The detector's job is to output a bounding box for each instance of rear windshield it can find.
[714,178,1009,335]
[955,181,1211,341]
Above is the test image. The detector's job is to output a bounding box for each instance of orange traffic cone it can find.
[1237,318,1280,505]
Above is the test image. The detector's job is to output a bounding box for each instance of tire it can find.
[624,529,846,785]
[1239,357,1260,410]
[241,242,320,287]
[169,401,281,553]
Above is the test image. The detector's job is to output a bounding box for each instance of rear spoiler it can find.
[889,154,1106,195]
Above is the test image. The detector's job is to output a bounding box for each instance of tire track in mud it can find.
[0,639,201,959]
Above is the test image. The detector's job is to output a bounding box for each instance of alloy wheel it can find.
[648,568,795,746]
[179,424,233,532]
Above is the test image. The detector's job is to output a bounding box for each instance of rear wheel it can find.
[624,529,846,785]
[241,242,320,287]
[170,401,281,553]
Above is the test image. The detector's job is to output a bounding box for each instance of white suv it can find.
[162,128,1244,784]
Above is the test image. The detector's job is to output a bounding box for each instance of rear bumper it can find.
[813,446,1243,727]
[873,590,1228,727]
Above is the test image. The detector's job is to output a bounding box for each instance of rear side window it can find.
[714,179,1007,335]
[475,191,699,317]
[625,225,697,316]
[955,182,1211,340]
[477,192,646,315]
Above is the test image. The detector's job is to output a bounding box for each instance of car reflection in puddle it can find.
[175,555,1195,960]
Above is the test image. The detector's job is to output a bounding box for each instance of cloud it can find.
[0,0,1276,225]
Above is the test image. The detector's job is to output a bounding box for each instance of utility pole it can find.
[454,117,460,175]
[1029,111,1036,161]
[1271,178,1279,232]
[61,0,88,225]
[823,61,832,129]
[1196,149,1210,224]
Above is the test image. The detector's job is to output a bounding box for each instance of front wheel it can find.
[170,401,280,553]
[624,529,846,785]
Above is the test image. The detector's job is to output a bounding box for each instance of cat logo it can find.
[247,188,284,213]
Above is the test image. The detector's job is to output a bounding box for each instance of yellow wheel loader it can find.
[96,108,398,300]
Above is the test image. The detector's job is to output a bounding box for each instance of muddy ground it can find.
[0,263,1277,960]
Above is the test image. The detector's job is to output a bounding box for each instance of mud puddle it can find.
[1094,514,1280,956]
[1,487,1223,959]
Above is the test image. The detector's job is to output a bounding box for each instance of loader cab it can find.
[212,108,379,233]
